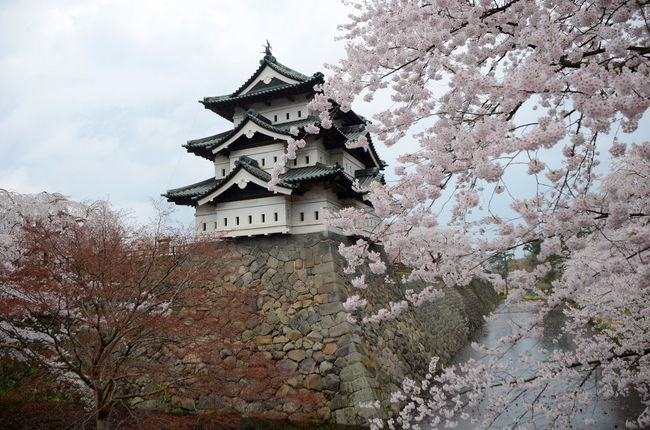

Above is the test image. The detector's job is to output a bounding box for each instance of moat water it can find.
[426,304,644,429]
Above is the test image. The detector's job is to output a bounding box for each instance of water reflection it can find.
[426,304,643,429]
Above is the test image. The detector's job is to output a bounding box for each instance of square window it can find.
[202,222,206,231]
[261,214,265,223]
[286,112,290,120]
[274,212,278,222]
[305,156,310,164]
[214,222,218,229]
[248,215,252,224]
[236,216,240,226]
[273,156,277,163]
[221,168,226,176]
[314,211,319,220]
[223,218,228,227]
[298,110,302,118]
[300,212,304,222]
[262,158,265,166]
[293,159,297,166]
[274,114,278,122]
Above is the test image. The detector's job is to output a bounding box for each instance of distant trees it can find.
[0,191,271,429]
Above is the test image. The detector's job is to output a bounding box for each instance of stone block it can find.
[318,301,343,316]
[329,321,355,338]
[319,360,333,375]
[286,329,301,341]
[333,407,357,425]
[223,282,237,292]
[255,336,272,345]
[296,269,308,282]
[322,342,337,355]
[306,330,323,341]
[298,321,311,335]
[312,351,326,362]
[304,374,323,390]
[257,323,273,336]
[267,310,279,324]
[283,342,295,352]
[313,261,336,274]
[320,316,336,330]
[307,310,321,325]
[273,335,289,344]
[276,248,290,261]
[351,387,378,405]
[276,358,298,375]
[284,261,294,274]
[294,258,304,270]
[284,378,301,389]
[299,357,316,374]
[314,293,329,304]
[340,362,367,382]
[283,400,300,413]
[341,376,378,393]
[287,349,306,362]
[261,268,277,284]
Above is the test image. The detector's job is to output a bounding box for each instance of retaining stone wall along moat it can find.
[180,232,498,425]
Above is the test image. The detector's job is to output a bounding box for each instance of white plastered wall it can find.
[195,196,292,237]
[232,99,311,126]
[289,185,344,235]
[328,149,365,177]
[230,143,286,172]
[193,184,362,237]
[290,139,329,168]
[214,155,230,179]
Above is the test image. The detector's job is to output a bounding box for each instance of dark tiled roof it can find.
[185,113,387,168]
[184,110,289,159]
[162,177,224,205]
[165,156,297,206]
[355,167,384,188]
[201,75,324,122]
[282,163,344,184]
[234,156,298,189]
[164,158,364,206]
[203,75,323,105]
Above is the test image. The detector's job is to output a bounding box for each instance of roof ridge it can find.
[186,130,231,146]
[203,77,322,105]
[165,177,217,193]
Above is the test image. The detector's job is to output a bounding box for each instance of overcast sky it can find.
[2,1,648,230]
[0,0,365,225]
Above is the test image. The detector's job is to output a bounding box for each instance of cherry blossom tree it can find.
[271,0,650,428]
[0,191,277,430]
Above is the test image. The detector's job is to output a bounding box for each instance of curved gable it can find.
[236,65,301,96]
[212,113,291,155]
[197,167,293,206]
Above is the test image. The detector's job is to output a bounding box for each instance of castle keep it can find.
[164,45,384,237]
[162,47,497,425]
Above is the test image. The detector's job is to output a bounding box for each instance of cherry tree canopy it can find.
[272,0,650,428]
[0,192,277,430]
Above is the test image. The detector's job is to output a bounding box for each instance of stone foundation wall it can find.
[207,232,498,425]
